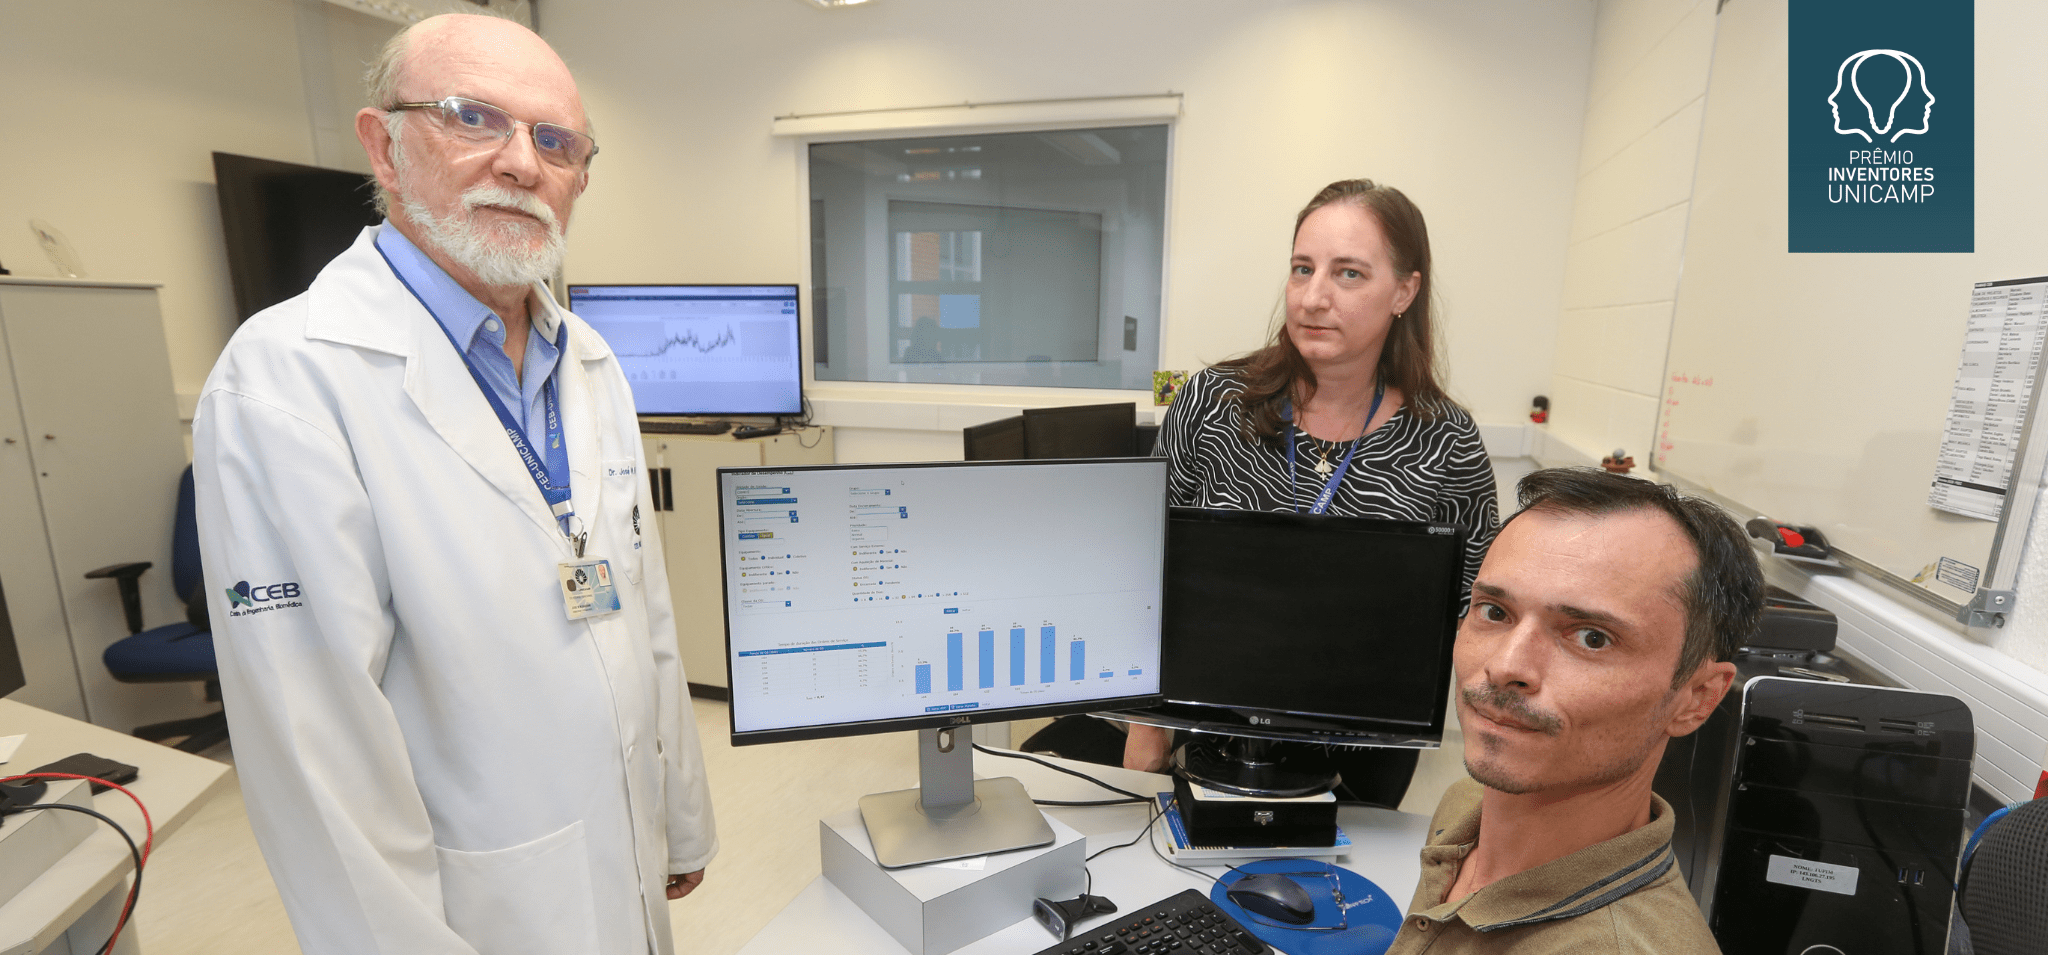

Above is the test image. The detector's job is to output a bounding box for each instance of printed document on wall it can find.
[1929,276,2048,520]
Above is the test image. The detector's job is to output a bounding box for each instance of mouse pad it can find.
[1209,860,1402,955]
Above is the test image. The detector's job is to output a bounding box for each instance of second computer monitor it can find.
[1148,507,1467,746]
[719,458,1168,745]
[568,284,803,416]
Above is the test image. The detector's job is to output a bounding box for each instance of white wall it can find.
[0,0,395,401]
[1538,0,1716,464]
[543,0,1596,462]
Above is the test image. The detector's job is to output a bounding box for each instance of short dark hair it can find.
[1505,468,1762,688]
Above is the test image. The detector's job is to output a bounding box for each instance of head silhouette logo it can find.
[227,581,256,608]
[1828,49,1934,143]
[1789,2,1970,253]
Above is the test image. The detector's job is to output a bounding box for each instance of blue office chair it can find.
[85,466,226,754]
[1959,796,2048,955]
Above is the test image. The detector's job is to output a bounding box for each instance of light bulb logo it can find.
[1828,49,1934,143]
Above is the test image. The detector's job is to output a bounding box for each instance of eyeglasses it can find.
[387,96,598,167]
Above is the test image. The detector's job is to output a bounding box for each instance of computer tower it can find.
[1707,678,1973,955]
[1654,587,1897,917]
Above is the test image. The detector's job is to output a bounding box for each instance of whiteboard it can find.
[1657,0,2048,609]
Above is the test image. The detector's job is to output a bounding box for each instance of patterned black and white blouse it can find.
[1155,365,1499,594]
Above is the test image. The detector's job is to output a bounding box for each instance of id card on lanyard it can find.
[1283,379,1385,515]
[421,294,620,621]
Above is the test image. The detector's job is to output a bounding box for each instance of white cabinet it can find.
[642,429,835,693]
[0,279,197,732]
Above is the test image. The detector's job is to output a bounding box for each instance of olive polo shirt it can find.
[1385,778,1721,955]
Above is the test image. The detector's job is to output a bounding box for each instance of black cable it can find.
[1073,796,1171,936]
[7,803,144,955]
[1088,799,1168,862]
[972,744,1149,801]
[1145,796,1249,886]
[1035,796,1151,807]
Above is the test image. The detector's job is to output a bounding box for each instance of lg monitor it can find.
[1120,507,1468,796]
[569,284,803,417]
[718,458,1167,866]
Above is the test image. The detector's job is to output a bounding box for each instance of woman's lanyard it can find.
[1284,378,1386,515]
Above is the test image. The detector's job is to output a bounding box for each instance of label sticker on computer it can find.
[1766,854,1859,896]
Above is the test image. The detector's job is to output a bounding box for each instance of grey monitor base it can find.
[858,727,1054,869]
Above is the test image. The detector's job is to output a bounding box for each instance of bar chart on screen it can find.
[722,461,1165,734]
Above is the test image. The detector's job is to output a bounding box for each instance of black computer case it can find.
[1654,587,1896,916]
[1708,678,1973,954]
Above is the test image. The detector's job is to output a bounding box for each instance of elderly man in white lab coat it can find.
[192,13,716,955]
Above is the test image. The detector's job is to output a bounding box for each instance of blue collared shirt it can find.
[375,224,562,452]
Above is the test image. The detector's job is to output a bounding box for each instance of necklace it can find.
[1284,377,1387,515]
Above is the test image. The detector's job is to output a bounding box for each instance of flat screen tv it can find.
[213,152,380,321]
[569,284,804,417]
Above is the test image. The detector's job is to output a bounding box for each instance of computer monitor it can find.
[568,284,803,417]
[718,458,1167,866]
[1021,402,1137,458]
[1119,507,1468,796]
[0,578,22,699]
[212,152,380,322]
[961,416,1026,461]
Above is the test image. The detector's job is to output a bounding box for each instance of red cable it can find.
[3,772,155,954]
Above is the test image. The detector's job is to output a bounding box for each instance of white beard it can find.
[399,179,568,289]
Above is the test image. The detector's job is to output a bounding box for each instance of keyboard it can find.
[640,419,731,435]
[1029,889,1268,955]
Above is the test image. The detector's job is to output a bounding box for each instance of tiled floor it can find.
[128,458,1540,955]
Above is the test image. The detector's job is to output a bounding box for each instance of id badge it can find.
[558,558,622,620]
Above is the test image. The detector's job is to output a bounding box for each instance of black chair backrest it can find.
[1960,797,2048,954]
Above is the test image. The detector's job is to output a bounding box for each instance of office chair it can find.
[86,466,227,754]
[1959,797,2048,954]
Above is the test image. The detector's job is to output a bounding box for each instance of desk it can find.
[0,700,233,955]
[739,752,1431,955]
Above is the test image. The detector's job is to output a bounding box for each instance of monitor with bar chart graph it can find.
[718,458,1167,744]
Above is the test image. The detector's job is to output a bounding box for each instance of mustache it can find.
[460,185,560,231]
[1461,682,1563,736]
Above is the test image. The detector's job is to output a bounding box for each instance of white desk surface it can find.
[738,750,1431,955]
[0,699,234,955]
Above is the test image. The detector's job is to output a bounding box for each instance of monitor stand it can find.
[1178,735,1341,799]
[858,726,1054,869]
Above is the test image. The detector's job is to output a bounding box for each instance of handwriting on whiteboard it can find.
[1657,373,1715,468]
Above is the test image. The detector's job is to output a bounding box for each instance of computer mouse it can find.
[1225,872,1316,925]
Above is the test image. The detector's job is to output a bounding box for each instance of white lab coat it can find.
[193,227,717,955]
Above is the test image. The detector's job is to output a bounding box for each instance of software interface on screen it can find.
[569,285,802,415]
[721,461,1166,737]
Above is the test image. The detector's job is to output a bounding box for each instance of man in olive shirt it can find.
[1387,468,1761,954]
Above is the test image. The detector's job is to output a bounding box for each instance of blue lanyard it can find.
[376,245,576,532]
[1284,379,1386,515]
[435,319,574,524]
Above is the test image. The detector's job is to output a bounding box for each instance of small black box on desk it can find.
[1172,776,1338,848]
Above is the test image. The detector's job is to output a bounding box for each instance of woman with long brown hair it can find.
[1126,180,1499,807]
